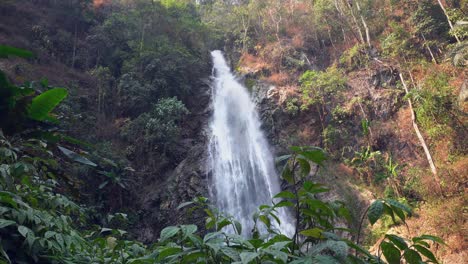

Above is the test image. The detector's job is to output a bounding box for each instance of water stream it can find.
[208,50,294,237]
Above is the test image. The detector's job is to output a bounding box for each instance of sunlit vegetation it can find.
[1,0,466,262]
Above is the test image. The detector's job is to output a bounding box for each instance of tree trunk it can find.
[421,33,437,64]
[71,22,77,69]
[437,0,461,43]
[344,0,365,44]
[355,0,372,48]
[399,73,442,190]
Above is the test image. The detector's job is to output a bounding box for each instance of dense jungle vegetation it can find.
[0,0,466,263]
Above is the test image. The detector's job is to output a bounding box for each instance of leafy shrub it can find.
[300,66,346,110]
[339,44,369,71]
[0,129,444,263]
[411,0,450,41]
[381,22,415,58]
[117,73,153,117]
[0,46,67,134]
[411,72,455,139]
[0,133,149,263]
[285,97,300,116]
[121,97,189,152]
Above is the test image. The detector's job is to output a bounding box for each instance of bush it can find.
[381,22,416,58]
[411,72,455,139]
[121,97,189,152]
[299,66,346,110]
[339,44,369,71]
[284,97,300,116]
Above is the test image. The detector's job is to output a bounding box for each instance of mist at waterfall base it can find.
[208,50,294,237]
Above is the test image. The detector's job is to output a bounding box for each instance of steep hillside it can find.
[0,0,216,241]
[0,0,466,263]
[215,0,467,261]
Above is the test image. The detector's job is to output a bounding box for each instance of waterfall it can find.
[208,50,294,237]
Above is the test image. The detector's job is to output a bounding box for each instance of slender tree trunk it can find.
[71,21,77,68]
[241,14,250,53]
[399,73,442,190]
[437,0,461,43]
[344,0,365,44]
[327,26,337,52]
[355,0,372,48]
[421,33,437,64]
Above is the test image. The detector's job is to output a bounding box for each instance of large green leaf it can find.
[58,146,97,167]
[274,191,296,199]
[403,249,422,264]
[412,234,445,245]
[221,247,240,261]
[380,241,401,264]
[159,226,180,242]
[281,164,294,184]
[385,199,412,214]
[240,252,259,264]
[18,225,30,237]
[180,224,197,238]
[385,234,408,250]
[413,245,438,263]
[290,146,327,165]
[158,247,182,261]
[300,228,324,239]
[297,158,311,177]
[0,45,33,58]
[367,200,384,225]
[0,219,15,229]
[28,88,68,121]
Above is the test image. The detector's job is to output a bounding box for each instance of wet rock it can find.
[131,81,212,243]
[369,89,404,120]
[370,68,399,89]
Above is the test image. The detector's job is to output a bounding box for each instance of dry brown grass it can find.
[93,0,110,7]
[266,72,289,86]
[238,52,271,74]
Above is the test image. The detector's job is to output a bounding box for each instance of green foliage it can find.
[0,133,147,263]
[331,106,351,124]
[0,46,66,134]
[339,44,369,71]
[322,125,341,152]
[412,0,450,41]
[446,41,468,67]
[144,147,442,264]
[28,88,68,122]
[0,127,443,263]
[410,72,455,139]
[121,97,189,152]
[285,97,300,116]
[87,0,212,101]
[381,22,415,58]
[0,45,33,59]
[379,233,444,264]
[300,66,346,110]
[346,145,384,184]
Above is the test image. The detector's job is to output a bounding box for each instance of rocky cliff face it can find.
[241,60,422,230]
[131,56,426,243]
[133,81,213,243]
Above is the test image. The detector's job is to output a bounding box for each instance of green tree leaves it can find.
[367,199,412,226]
[381,241,401,264]
[299,66,346,110]
[367,200,384,225]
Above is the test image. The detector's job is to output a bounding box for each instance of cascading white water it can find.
[208,50,294,237]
